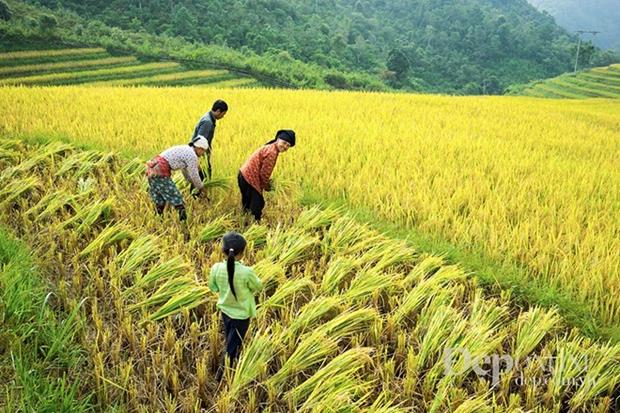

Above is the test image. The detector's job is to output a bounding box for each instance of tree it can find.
[0,0,11,21]
[171,5,196,39]
[386,48,410,81]
[39,14,58,31]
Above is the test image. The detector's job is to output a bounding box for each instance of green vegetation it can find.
[3,0,618,93]
[0,0,386,91]
[512,64,620,99]
[0,227,93,412]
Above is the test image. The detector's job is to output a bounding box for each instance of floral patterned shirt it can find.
[160,145,203,190]
[240,143,279,193]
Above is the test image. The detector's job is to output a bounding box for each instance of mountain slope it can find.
[25,0,610,93]
[527,0,620,51]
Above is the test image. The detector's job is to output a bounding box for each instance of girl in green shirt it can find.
[209,232,262,365]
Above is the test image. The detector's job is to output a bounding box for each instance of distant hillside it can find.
[510,64,620,99]
[20,0,616,94]
[527,0,620,51]
[0,0,386,91]
[0,47,261,88]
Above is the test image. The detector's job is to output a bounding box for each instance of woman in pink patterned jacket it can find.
[237,130,296,221]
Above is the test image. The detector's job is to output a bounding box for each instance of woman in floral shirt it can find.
[146,137,209,221]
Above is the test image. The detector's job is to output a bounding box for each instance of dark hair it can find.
[212,99,228,113]
[222,232,246,299]
[265,129,296,146]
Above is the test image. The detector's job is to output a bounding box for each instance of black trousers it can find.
[237,171,265,221]
[222,313,250,361]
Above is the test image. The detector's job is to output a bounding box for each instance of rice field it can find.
[0,47,261,88]
[0,86,618,330]
[519,64,620,99]
[2,138,619,412]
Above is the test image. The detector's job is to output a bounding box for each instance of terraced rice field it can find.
[1,139,620,412]
[0,47,261,88]
[520,64,620,99]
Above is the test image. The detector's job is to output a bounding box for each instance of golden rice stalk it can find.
[513,307,561,363]
[128,277,195,311]
[413,304,462,371]
[451,395,492,413]
[342,268,393,303]
[60,198,115,233]
[545,337,591,403]
[404,255,446,286]
[568,342,620,410]
[320,256,358,294]
[252,259,286,292]
[392,265,466,325]
[2,141,73,180]
[267,331,339,391]
[324,217,384,255]
[260,278,315,311]
[79,223,135,257]
[290,347,374,402]
[357,238,416,272]
[199,215,231,243]
[314,308,380,340]
[226,329,276,402]
[0,138,23,151]
[365,391,408,413]
[118,157,145,180]
[203,177,230,190]
[26,190,82,221]
[293,205,343,232]
[124,256,191,295]
[0,175,41,207]
[264,228,319,267]
[147,286,209,321]
[287,297,342,338]
[243,224,269,247]
[298,376,372,412]
[0,147,20,163]
[55,150,100,177]
[113,235,159,279]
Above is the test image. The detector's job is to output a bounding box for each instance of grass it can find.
[0,226,93,412]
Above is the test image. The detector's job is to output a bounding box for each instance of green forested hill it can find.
[19,0,617,93]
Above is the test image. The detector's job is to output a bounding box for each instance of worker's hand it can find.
[199,187,210,201]
[265,179,274,192]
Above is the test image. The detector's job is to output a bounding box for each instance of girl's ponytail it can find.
[227,247,237,299]
[222,232,247,301]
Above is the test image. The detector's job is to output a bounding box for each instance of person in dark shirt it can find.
[189,99,228,189]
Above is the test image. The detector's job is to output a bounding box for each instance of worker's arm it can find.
[184,158,204,191]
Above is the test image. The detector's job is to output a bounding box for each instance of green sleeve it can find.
[208,265,219,292]
[247,268,263,293]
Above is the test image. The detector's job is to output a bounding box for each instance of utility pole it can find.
[574,30,600,73]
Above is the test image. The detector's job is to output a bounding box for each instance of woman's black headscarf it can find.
[265,129,296,147]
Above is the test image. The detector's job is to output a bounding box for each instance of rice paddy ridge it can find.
[1,138,620,412]
[518,64,620,99]
[0,47,262,88]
